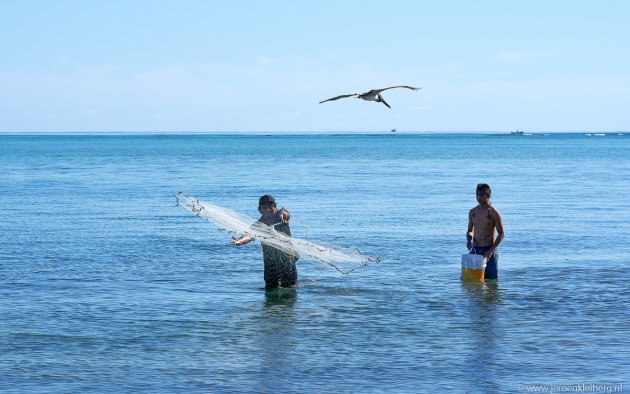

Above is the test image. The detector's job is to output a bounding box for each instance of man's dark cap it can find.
[259,194,276,206]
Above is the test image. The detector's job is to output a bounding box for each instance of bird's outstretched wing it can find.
[377,94,391,109]
[367,86,421,95]
[319,93,359,104]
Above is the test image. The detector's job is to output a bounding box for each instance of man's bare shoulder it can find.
[489,206,502,216]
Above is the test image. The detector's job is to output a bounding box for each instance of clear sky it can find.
[2,0,629,132]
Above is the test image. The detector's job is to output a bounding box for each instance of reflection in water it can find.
[462,281,502,393]
[461,281,502,305]
[263,287,298,311]
[255,288,298,391]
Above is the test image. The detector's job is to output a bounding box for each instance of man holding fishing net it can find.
[231,194,299,289]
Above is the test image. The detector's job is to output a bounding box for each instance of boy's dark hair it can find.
[259,194,276,206]
[476,183,491,194]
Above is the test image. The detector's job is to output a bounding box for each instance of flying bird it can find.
[319,85,421,109]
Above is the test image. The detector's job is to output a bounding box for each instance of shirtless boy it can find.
[466,183,505,280]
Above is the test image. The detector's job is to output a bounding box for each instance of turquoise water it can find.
[1,133,629,393]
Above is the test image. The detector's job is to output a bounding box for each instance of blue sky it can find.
[1,0,629,132]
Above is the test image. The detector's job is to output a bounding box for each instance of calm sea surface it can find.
[1,133,629,393]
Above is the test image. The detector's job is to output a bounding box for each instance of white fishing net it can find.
[176,193,380,274]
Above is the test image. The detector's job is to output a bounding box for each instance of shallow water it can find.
[1,133,629,392]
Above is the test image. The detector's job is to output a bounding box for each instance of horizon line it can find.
[1,130,628,135]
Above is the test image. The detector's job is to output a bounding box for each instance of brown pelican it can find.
[319,85,420,108]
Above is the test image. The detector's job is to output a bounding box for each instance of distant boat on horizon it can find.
[390,128,396,133]
[511,129,524,135]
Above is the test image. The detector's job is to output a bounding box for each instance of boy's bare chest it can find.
[472,207,494,227]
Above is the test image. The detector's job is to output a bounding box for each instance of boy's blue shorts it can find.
[470,245,498,280]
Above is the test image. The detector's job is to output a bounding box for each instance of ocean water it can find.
[1,133,629,393]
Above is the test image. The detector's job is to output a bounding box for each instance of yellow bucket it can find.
[461,254,487,282]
